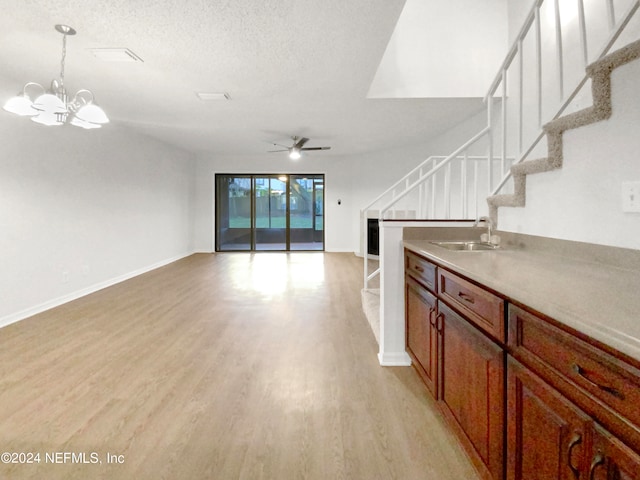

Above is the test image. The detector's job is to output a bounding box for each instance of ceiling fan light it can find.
[70,116,101,129]
[75,103,109,124]
[32,93,67,115]
[3,95,38,116]
[31,112,64,126]
[289,149,301,160]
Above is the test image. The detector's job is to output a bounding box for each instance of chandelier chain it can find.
[60,32,66,84]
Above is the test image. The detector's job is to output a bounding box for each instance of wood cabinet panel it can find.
[507,356,591,480]
[591,425,640,480]
[509,304,640,450]
[405,250,437,291]
[439,302,504,480]
[405,276,438,397]
[438,268,505,342]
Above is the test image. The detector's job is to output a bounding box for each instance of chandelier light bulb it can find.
[32,93,67,115]
[3,95,38,116]
[75,104,109,124]
[3,25,108,128]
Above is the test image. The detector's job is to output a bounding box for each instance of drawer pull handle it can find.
[429,307,437,326]
[572,364,625,400]
[567,433,582,479]
[588,453,605,480]
[414,265,424,273]
[458,292,475,304]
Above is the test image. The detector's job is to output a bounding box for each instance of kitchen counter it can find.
[403,238,640,362]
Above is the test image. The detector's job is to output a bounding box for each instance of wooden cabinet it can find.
[406,250,437,291]
[439,301,504,480]
[405,275,439,397]
[507,356,591,480]
[508,304,640,451]
[403,249,640,480]
[590,425,640,480]
[508,305,640,480]
[508,356,640,480]
[438,268,505,342]
[404,249,505,480]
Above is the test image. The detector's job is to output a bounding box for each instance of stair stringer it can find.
[487,39,640,225]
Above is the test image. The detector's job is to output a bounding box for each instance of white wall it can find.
[193,154,354,253]
[368,0,508,98]
[498,57,640,250]
[0,119,196,325]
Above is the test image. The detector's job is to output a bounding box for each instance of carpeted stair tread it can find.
[488,38,640,224]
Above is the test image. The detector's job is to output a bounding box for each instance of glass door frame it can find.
[215,173,324,252]
[254,175,289,251]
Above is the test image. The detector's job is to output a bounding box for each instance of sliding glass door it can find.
[216,175,252,250]
[254,176,287,250]
[216,174,324,251]
[289,175,324,251]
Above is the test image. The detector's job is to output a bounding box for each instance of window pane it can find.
[255,176,287,250]
[216,175,251,250]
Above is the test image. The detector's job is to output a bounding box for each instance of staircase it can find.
[488,38,640,219]
[362,0,640,365]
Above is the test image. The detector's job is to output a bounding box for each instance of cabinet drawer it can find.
[405,250,437,292]
[438,268,505,342]
[508,305,640,435]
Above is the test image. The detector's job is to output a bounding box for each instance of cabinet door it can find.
[589,425,640,480]
[405,276,438,397]
[439,302,504,480]
[507,356,591,480]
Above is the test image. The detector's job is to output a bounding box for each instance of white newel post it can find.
[378,221,412,366]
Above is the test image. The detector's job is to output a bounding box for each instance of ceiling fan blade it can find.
[294,137,310,149]
[268,149,289,153]
[300,146,331,151]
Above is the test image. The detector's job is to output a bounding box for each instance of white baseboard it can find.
[0,251,196,330]
[378,351,412,367]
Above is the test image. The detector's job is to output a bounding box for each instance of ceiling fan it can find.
[269,136,331,160]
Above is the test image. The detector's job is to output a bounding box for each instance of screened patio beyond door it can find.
[216,174,324,252]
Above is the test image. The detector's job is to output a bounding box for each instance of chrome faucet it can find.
[475,216,493,244]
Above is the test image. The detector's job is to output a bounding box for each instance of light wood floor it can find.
[0,253,479,480]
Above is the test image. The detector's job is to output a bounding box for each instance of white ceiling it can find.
[0,0,487,158]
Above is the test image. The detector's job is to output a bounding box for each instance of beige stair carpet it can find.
[488,39,640,224]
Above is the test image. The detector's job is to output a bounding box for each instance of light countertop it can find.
[403,239,640,363]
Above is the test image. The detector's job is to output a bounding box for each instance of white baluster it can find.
[554,0,564,100]
[578,0,588,67]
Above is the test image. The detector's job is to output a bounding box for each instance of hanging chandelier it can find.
[3,24,109,129]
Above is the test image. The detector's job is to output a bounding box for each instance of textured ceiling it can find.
[0,0,485,157]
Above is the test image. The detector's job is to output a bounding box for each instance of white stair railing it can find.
[489,0,640,196]
[362,126,512,290]
[362,0,639,293]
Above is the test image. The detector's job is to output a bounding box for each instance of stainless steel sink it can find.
[430,241,499,251]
